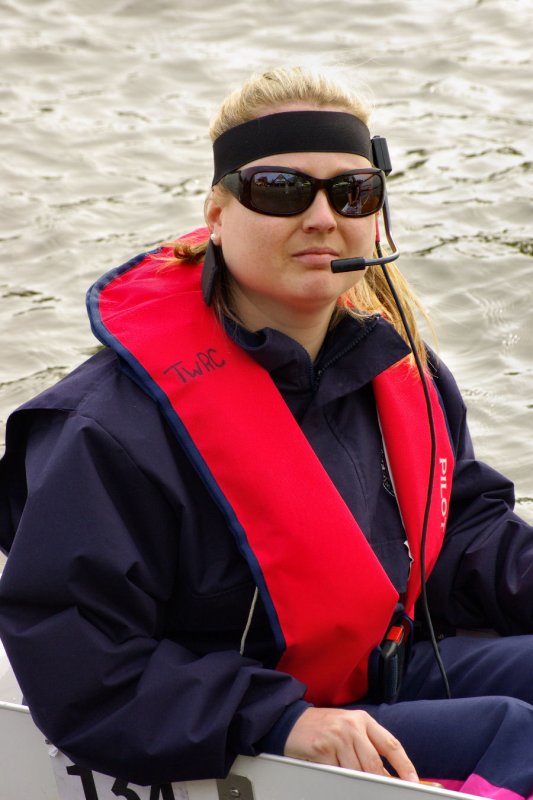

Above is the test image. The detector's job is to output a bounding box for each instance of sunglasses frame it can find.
[221,165,386,218]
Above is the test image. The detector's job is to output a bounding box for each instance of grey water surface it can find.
[0,0,532,698]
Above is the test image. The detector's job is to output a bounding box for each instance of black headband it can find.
[212,110,371,185]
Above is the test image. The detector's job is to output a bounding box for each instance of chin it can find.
[288,287,341,311]
[303,272,353,297]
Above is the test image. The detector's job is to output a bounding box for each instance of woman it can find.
[1,66,533,797]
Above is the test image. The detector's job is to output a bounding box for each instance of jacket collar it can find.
[226,312,411,405]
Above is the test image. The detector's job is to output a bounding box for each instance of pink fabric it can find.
[431,775,526,800]
[431,780,465,792]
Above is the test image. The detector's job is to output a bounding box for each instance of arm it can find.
[424,358,533,634]
[0,410,307,785]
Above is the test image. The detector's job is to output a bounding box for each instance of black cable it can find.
[377,241,452,700]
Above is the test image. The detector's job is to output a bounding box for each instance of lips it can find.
[292,247,341,267]
[293,247,339,258]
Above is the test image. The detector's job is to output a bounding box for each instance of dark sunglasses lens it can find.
[249,171,313,215]
[330,173,383,217]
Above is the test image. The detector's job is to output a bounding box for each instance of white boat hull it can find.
[0,701,480,800]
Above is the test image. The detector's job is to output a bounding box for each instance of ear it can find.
[205,191,223,241]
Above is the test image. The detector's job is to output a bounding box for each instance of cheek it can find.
[347,216,375,252]
[221,209,286,269]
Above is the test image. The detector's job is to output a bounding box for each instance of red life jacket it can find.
[88,228,454,706]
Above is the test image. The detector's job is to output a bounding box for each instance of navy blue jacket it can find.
[0,311,532,785]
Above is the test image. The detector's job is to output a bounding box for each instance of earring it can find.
[202,237,226,306]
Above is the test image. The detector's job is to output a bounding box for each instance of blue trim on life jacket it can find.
[86,252,287,658]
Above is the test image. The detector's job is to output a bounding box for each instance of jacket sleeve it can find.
[0,409,308,785]
[424,357,533,635]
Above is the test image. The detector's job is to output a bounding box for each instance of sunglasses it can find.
[221,166,385,218]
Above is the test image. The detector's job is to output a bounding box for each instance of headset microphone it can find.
[330,135,400,274]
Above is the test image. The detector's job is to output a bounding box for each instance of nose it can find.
[301,189,337,232]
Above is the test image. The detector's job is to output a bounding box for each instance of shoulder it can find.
[425,348,474,462]
[3,347,175,473]
[14,347,158,421]
[0,349,186,554]
[16,347,138,416]
[428,350,467,419]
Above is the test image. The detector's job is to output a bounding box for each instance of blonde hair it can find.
[209,65,371,138]
[170,66,432,367]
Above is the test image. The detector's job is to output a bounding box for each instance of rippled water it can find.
[0,0,532,698]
